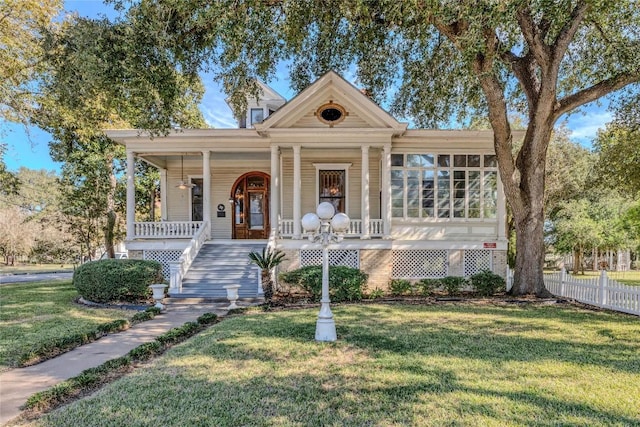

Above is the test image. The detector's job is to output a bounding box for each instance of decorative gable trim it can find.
[255,71,408,135]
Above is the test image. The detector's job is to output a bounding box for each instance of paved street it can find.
[0,272,73,285]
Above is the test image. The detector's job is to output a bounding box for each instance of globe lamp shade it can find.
[330,212,350,232]
[301,212,321,232]
[316,202,336,220]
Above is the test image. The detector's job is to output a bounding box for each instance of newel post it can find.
[598,269,608,307]
[169,261,182,293]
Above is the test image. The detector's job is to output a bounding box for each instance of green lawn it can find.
[568,270,640,286]
[0,281,136,371]
[24,303,640,426]
[0,264,75,275]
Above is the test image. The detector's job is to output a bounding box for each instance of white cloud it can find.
[565,109,613,144]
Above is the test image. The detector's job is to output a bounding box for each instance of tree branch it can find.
[555,73,640,118]
[552,1,589,67]
[501,49,540,112]
[516,6,549,67]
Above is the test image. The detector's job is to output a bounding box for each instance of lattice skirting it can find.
[391,250,448,279]
[143,250,183,280]
[463,250,492,277]
[300,249,360,269]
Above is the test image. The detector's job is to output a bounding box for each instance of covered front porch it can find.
[120,138,394,243]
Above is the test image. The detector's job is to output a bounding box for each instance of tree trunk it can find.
[503,115,554,297]
[510,207,552,297]
[104,157,117,259]
[573,248,581,275]
[262,270,273,302]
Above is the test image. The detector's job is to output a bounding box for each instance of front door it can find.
[231,172,270,239]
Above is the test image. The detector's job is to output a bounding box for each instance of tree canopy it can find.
[0,0,62,127]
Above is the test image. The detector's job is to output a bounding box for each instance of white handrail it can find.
[169,221,209,294]
[279,218,384,237]
[134,221,203,239]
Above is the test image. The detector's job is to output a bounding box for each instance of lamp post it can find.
[301,202,350,342]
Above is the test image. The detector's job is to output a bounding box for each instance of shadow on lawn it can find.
[33,302,640,427]
[35,351,640,427]
[225,303,640,374]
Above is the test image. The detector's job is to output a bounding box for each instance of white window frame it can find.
[390,153,498,222]
[250,108,264,127]
[313,163,352,215]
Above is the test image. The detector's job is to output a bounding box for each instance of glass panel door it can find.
[248,192,264,230]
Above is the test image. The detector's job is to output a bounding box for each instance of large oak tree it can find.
[60,1,640,295]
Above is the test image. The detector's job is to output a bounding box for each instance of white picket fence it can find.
[507,267,640,316]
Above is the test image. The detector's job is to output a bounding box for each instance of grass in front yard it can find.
[0,264,75,274]
[568,270,640,286]
[23,303,640,426]
[0,281,137,371]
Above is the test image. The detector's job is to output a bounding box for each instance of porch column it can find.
[361,145,371,239]
[159,168,168,221]
[126,150,135,240]
[497,172,507,240]
[382,145,392,238]
[202,150,211,238]
[270,145,280,237]
[293,145,302,239]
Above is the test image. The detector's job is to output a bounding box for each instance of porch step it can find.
[170,241,267,299]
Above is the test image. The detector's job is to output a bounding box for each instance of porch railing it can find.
[169,221,209,294]
[278,218,384,238]
[134,221,203,239]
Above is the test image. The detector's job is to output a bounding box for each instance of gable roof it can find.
[254,71,407,134]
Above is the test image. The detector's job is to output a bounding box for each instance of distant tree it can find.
[552,199,602,273]
[0,206,38,265]
[593,124,640,198]
[0,144,20,195]
[544,126,594,219]
[0,0,62,127]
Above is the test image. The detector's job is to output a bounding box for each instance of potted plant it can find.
[248,247,286,303]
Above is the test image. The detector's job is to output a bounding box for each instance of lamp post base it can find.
[315,317,337,342]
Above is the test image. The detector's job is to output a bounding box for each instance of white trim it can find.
[313,163,352,215]
[293,145,302,239]
[126,150,136,240]
[160,168,168,221]
[202,151,211,239]
[361,146,371,239]
[274,239,507,251]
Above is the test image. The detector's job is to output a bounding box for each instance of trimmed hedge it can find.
[73,259,164,303]
[279,265,368,302]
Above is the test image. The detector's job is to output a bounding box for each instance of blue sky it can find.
[2,1,613,173]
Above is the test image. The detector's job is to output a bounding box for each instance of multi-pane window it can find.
[319,170,345,213]
[390,153,498,220]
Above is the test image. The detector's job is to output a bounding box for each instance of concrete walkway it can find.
[0,302,230,426]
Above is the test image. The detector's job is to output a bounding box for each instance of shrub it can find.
[73,259,163,303]
[417,278,442,296]
[389,279,413,296]
[197,312,218,325]
[441,276,467,296]
[366,287,385,299]
[279,265,368,302]
[469,269,506,296]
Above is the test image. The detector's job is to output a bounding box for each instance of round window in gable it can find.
[316,102,347,126]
